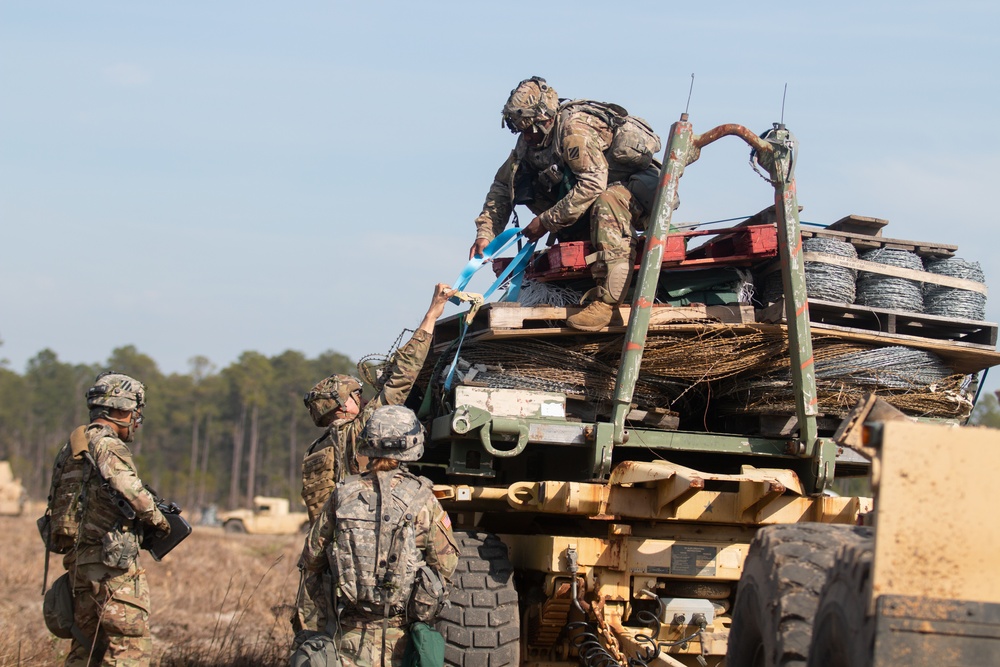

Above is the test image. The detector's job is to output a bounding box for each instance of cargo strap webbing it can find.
[445,229,536,390]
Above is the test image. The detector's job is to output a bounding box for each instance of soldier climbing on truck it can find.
[470,76,665,331]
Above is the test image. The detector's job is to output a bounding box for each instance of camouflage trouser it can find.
[591,183,641,264]
[591,165,659,263]
[66,561,151,667]
[338,622,407,667]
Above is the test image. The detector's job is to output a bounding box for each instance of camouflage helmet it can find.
[502,76,559,133]
[358,405,424,462]
[304,374,363,426]
[86,371,146,413]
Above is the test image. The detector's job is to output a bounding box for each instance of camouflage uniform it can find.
[64,423,167,667]
[475,104,660,267]
[301,328,433,521]
[299,468,459,667]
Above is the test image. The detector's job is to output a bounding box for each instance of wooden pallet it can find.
[760,298,998,348]
[435,302,756,342]
[800,227,957,258]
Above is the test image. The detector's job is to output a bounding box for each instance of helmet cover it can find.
[304,374,363,426]
[358,405,424,461]
[502,76,559,133]
[85,372,146,413]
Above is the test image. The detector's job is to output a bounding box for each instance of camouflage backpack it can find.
[559,99,662,170]
[330,469,437,618]
[37,426,93,554]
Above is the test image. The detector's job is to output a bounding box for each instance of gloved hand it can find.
[154,512,171,536]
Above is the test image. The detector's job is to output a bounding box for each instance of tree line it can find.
[0,344,360,513]
[2,343,999,515]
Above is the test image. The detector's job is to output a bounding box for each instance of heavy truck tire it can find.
[807,537,876,667]
[727,523,873,667]
[223,519,247,533]
[436,530,520,667]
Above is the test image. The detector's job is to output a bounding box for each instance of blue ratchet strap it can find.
[451,227,524,302]
[444,231,537,390]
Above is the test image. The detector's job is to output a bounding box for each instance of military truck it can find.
[218,495,309,535]
[0,461,26,516]
[406,113,1000,666]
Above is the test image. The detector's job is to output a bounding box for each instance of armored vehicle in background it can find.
[406,112,1000,666]
[0,461,26,516]
[218,495,308,535]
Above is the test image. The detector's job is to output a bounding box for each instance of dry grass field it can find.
[0,509,302,666]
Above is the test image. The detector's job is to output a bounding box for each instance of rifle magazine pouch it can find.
[101,523,140,568]
[407,565,446,624]
[43,573,76,639]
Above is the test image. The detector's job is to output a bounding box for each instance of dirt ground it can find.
[0,510,302,666]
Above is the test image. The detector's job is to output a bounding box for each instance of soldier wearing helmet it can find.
[296,406,458,667]
[61,371,170,666]
[300,282,456,524]
[471,76,665,331]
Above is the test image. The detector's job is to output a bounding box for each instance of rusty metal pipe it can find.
[693,123,772,154]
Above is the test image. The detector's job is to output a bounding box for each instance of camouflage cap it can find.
[358,405,424,462]
[502,76,559,133]
[304,374,363,426]
[86,371,146,412]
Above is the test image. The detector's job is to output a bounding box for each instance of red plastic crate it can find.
[685,224,778,260]
[493,237,688,280]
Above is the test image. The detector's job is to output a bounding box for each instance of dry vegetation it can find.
[1,508,302,666]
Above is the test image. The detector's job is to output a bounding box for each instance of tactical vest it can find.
[558,99,662,171]
[77,426,137,545]
[37,426,93,554]
[301,426,356,522]
[329,469,435,617]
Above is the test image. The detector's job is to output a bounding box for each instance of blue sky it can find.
[2,1,999,396]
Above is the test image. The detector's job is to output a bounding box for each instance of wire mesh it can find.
[855,248,924,312]
[803,237,857,302]
[923,257,987,320]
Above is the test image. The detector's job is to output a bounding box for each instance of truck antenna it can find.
[685,73,695,116]
[780,83,788,126]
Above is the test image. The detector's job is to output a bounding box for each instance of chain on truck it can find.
[394,109,1000,667]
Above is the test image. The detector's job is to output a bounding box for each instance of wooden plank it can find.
[826,214,888,237]
[801,252,988,295]
[800,227,957,257]
[479,303,754,330]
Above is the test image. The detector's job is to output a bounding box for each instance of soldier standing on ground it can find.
[296,405,459,667]
[470,76,665,331]
[65,372,170,667]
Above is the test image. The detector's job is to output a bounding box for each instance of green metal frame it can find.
[608,114,832,494]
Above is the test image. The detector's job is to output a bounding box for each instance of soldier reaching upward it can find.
[294,283,454,639]
[300,282,455,524]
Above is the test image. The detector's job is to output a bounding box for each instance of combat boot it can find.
[567,301,614,331]
[567,258,630,332]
